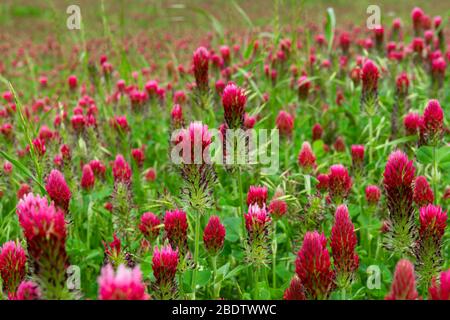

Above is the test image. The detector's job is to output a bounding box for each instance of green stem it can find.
[211,255,219,299]
[368,116,373,164]
[271,221,277,289]
[192,212,201,300]
[237,167,245,232]
[432,146,438,204]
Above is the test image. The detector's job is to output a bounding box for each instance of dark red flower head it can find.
[247,185,268,207]
[396,72,409,97]
[131,148,145,167]
[203,215,226,255]
[45,169,71,212]
[81,164,95,191]
[298,142,316,172]
[385,259,419,300]
[365,185,381,205]
[112,154,132,184]
[268,198,288,218]
[276,110,294,138]
[316,173,329,193]
[383,150,415,219]
[419,204,447,241]
[351,145,365,167]
[139,212,161,242]
[330,205,359,275]
[403,112,421,135]
[413,176,434,207]
[0,241,27,294]
[193,46,210,91]
[283,276,306,300]
[428,269,450,300]
[297,76,311,100]
[361,59,379,96]
[312,123,323,141]
[222,83,247,129]
[422,99,444,144]
[164,209,188,250]
[295,231,334,299]
[152,245,179,286]
[328,164,352,202]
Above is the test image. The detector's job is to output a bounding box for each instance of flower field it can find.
[0,1,449,301]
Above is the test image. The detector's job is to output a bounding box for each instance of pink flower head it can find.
[413,176,434,207]
[383,150,415,219]
[411,7,424,32]
[103,233,122,260]
[276,110,294,138]
[396,72,409,97]
[316,173,329,192]
[385,259,419,300]
[81,164,95,191]
[330,205,359,275]
[71,114,85,133]
[333,136,346,152]
[428,269,450,300]
[112,115,130,132]
[365,185,381,205]
[17,183,31,200]
[45,169,71,212]
[351,145,365,168]
[152,245,179,286]
[431,57,446,83]
[298,142,316,172]
[203,215,226,255]
[112,154,132,184]
[268,198,288,218]
[89,159,106,178]
[3,161,12,175]
[422,99,444,144]
[98,264,149,300]
[244,113,256,129]
[0,241,27,294]
[419,204,447,241]
[175,122,212,164]
[328,164,352,202]
[31,138,46,157]
[170,104,184,128]
[145,167,157,182]
[15,281,41,300]
[131,148,145,167]
[244,204,271,235]
[193,46,210,91]
[68,75,78,89]
[339,32,351,53]
[246,185,268,207]
[283,276,306,300]
[361,59,379,97]
[139,212,161,242]
[312,123,323,141]
[222,82,247,129]
[295,231,334,299]
[403,112,421,135]
[297,76,311,100]
[164,209,188,250]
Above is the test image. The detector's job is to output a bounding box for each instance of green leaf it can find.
[195,270,212,286]
[416,146,434,164]
[325,7,336,53]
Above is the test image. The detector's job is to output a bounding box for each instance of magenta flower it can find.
[421,99,444,145]
[276,110,294,138]
[298,142,316,172]
[193,46,210,92]
[170,104,184,129]
[112,154,132,184]
[413,176,434,207]
[203,215,226,255]
[429,269,450,300]
[131,148,145,167]
[152,245,179,293]
[139,212,161,242]
[385,259,419,300]
[283,276,306,300]
[0,241,27,295]
[222,82,247,129]
[295,231,334,299]
[45,169,71,212]
[361,59,379,104]
[81,164,95,191]
[365,185,381,205]
[351,145,365,169]
[246,185,268,207]
[268,198,288,219]
[312,123,323,141]
[330,205,359,277]
[98,264,149,300]
[328,164,352,203]
[419,204,447,241]
[164,209,188,251]
[14,281,41,300]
